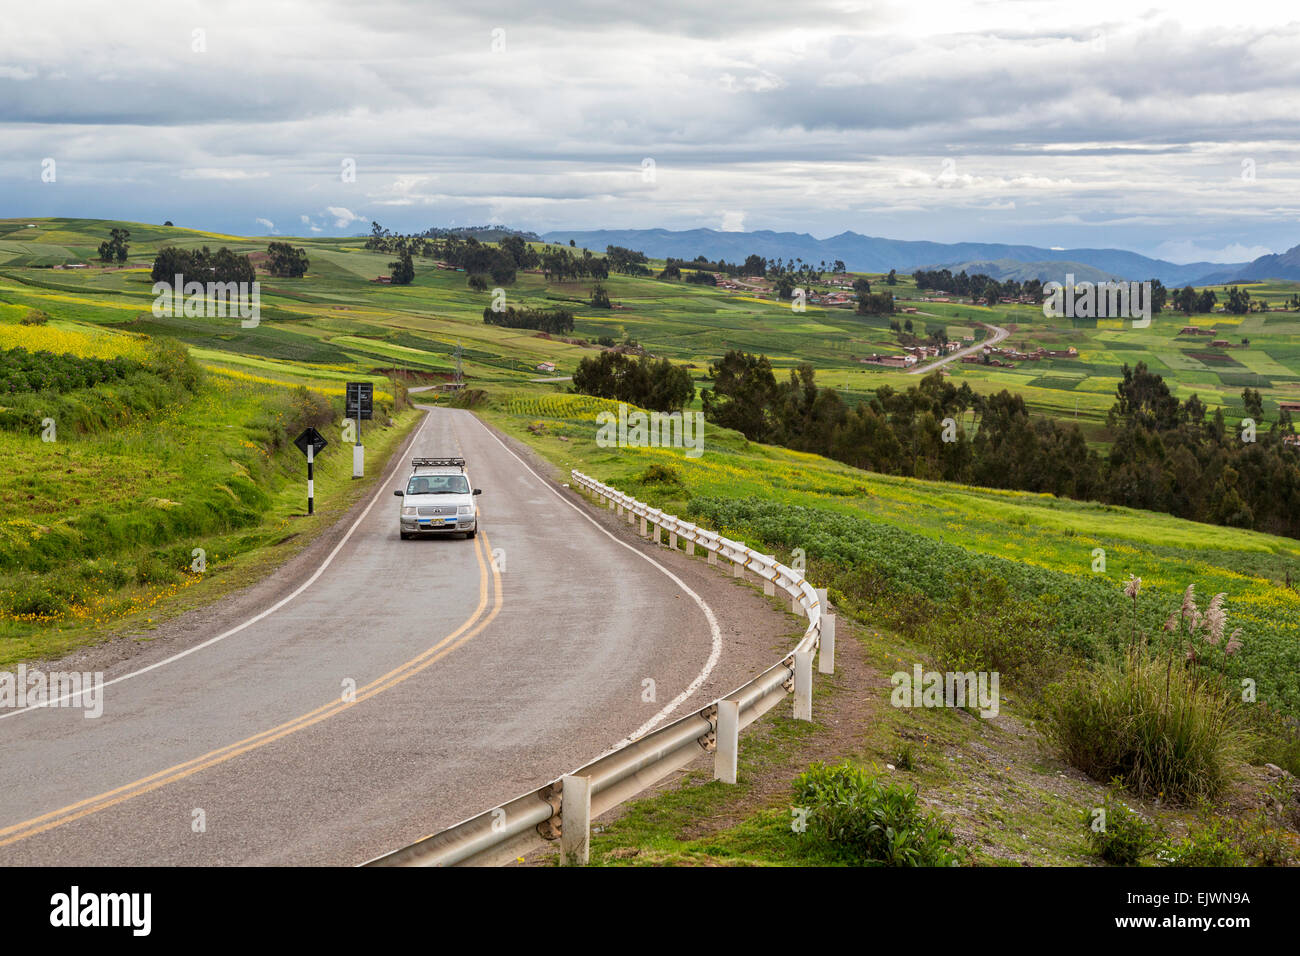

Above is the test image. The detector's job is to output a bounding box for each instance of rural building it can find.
[1278,401,1300,413]
[536,362,557,373]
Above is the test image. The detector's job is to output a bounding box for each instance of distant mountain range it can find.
[539,228,1300,286]
[918,259,1121,285]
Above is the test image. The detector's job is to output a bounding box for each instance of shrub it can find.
[1160,819,1246,867]
[792,761,960,866]
[135,554,180,586]
[1046,650,1247,802]
[637,464,682,486]
[1083,788,1163,865]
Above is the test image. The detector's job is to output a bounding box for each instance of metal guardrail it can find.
[364,470,836,867]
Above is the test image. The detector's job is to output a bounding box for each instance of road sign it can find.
[294,427,328,458]
[294,428,328,515]
[346,382,373,421]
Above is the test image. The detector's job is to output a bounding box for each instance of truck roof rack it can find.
[411,457,465,470]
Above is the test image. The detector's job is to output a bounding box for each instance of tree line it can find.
[364,222,615,287]
[699,351,1300,539]
[481,305,574,334]
[571,351,695,411]
[149,243,309,284]
[151,246,255,285]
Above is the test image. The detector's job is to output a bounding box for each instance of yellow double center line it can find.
[0,530,504,850]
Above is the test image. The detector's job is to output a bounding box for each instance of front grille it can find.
[418,506,453,516]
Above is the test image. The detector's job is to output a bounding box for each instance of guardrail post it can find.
[616,503,624,516]
[819,613,836,675]
[792,595,804,616]
[764,578,775,596]
[732,558,744,578]
[628,510,635,526]
[560,774,592,866]
[639,516,648,537]
[686,539,695,557]
[608,498,615,511]
[816,587,828,607]
[793,650,813,720]
[653,523,662,544]
[668,531,677,550]
[714,700,740,784]
[707,549,716,565]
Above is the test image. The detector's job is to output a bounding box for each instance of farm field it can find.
[6,218,1300,437]
[6,216,1300,683]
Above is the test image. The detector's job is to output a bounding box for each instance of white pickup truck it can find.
[394,457,481,539]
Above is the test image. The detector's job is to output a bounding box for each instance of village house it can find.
[1180,326,1217,336]
[535,361,557,373]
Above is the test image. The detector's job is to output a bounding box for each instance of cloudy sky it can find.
[3,0,1298,262]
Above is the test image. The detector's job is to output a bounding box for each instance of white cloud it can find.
[325,206,365,229]
[721,210,746,232]
[180,168,270,181]
[256,217,277,233]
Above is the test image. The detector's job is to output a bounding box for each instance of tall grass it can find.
[1046,650,1247,802]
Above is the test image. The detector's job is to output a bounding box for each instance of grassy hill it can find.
[6,216,1300,865]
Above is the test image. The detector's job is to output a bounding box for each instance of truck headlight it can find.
[402,506,418,516]
[457,504,473,515]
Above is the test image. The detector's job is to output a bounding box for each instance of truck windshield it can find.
[406,474,470,495]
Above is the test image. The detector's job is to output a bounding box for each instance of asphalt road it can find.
[0,407,789,865]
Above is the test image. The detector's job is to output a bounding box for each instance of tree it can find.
[164,220,174,227]
[1225,286,1252,315]
[571,352,694,411]
[499,234,529,267]
[701,351,781,441]
[590,282,611,308]
[389,252,415,285]
[266,241,309,278]
[886,269,897,286]
[1242,387,1264,422]
[832,260,846,274]
[151,245,252,284]
[856,292,895,315]
[98,228,130,264]
[743,254,766,277]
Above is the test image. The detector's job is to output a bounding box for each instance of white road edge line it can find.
[461,408,723,744]
[0,411,436,720]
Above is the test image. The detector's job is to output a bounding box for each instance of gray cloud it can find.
[1,0,1297,258]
